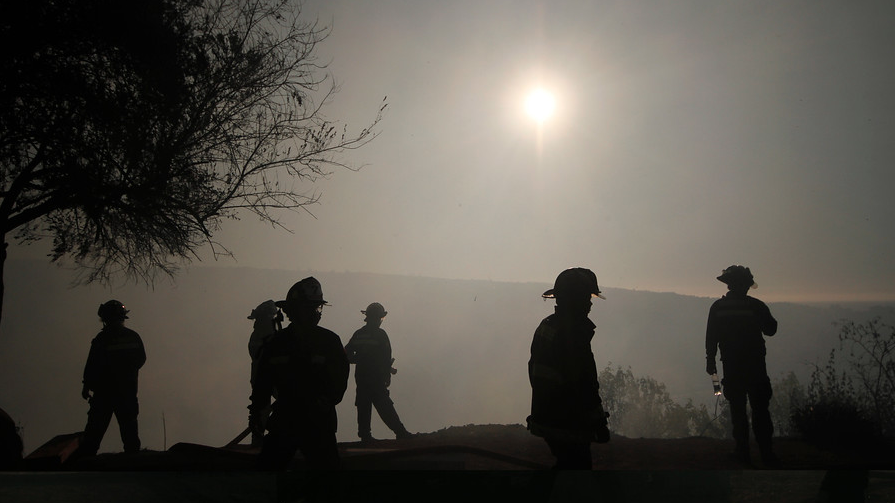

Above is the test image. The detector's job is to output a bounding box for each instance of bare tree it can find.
[0,0,386,325]
[792,318,894,442]
[834,318,895,435]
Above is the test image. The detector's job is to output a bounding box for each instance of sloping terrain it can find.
[6,424,894,503]
[22,423,894,472]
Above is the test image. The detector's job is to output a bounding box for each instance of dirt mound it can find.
[6,425,895,502]
[357,423,894,470]
[19,423,895,472]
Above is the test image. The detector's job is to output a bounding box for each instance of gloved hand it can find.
[81,384,91,400]
[706,359,717,375]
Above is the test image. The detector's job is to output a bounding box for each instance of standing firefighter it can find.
[75,300,146,457]
[248,277,349,470]
[345,302,413,442]
[527,268,610,469]
[247,299,282,447]
[248,299,282,378]
[706,265,779,465]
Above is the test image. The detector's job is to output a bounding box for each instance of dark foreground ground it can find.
[2,424,893,502]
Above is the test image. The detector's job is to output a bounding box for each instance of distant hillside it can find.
[1,259,892,455]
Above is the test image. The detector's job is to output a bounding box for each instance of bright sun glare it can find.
[524,89,556,123]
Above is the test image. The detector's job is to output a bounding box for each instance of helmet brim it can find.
[716,275,756,289]
[276,300,329,308]
[542,289,605,300]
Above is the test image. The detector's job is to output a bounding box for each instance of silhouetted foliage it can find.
[696,395,730,439]
[599,364,727,438]
[791,397,878,447]
[767,371,806,437]
[836,318,895,435]
[0,0,385,321]
[598,366,811,439]
[791,318,894,445]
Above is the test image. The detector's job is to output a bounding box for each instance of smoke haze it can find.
[2,259,892,455]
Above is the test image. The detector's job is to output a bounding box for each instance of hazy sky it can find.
[11,0,895,302]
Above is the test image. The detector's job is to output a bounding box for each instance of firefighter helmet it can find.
[97,300,129,321]
[361,302,387,319]
[276,277,329,309]
[248,299,278,320]
[717,265,757,289]
[542,268,605,299]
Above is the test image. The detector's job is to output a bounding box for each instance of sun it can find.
[524,89,556,123]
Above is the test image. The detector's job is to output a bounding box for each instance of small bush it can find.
[599,364,728,438]
[791,400,878,448]
[791,318,894,447]
[769,371,806,437]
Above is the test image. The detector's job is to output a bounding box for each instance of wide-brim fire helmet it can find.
[362,302,387,320]
[542,268,606,300]
[98,300,129,322]
[248,299,278,320]
[276,277,329,310]
[716,265,757,290]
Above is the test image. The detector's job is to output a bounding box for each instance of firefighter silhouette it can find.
[527,268,610,469]
[248,278,349,469]
[246,299,281,446]
[75,300,146,457]
[345,302,413,442]
[706,265,779,465]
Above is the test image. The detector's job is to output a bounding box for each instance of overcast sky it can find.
[11,0,895,303]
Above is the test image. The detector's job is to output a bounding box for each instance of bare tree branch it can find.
[0,0,386,299]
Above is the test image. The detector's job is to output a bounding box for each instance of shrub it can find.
[768,371,806,437]
[599,364,728,438]
[791,399,878,447]
[790,318,894,445]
